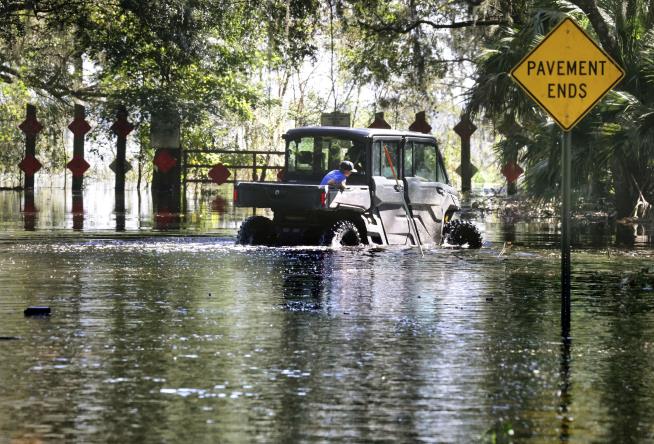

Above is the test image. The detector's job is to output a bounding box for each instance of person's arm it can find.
[327,178,345,190]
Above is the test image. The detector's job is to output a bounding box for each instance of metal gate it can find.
[182,148,285,185]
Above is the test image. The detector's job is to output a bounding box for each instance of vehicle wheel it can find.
[443,219,482,249]
[319,220,361,247]
[236,216,275,245]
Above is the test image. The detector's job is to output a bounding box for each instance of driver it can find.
[346,144,365,172]
[320,160,357,190]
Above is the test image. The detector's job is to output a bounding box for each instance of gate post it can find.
[111,106,132,232]
[151,109,181,193]
[151,108,181,229]
[368,112,392,129]
[501,158,523,196]
[408,111,432,134]
[252,152,257,181]
[17,104,43,190]
[454,115,477,194]
[111,106,134,194]
[66,104,91,193]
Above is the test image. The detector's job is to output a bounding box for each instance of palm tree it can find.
[467,0,654,218]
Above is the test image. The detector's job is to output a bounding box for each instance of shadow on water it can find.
[279,250,331,312]
[559,335,572,443]
[263,246,432,442]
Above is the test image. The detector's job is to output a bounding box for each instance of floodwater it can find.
[1,185,654,443]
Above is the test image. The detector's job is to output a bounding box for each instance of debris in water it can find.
[24,306,51,317]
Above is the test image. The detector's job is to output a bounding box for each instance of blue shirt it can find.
[320,169,347,186]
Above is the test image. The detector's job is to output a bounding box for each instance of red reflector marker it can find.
[320,191,327,208]
[233,188,238,202]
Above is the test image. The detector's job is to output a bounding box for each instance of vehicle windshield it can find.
[286,135,366,183]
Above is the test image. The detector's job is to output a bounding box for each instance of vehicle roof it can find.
[283,126,436,140]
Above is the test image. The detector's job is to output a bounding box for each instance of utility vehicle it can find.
[234,127,482,248]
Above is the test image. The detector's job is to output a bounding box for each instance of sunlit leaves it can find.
[467,0,654,215]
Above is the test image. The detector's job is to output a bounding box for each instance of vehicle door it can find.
[326,138,371,211]
[370,138,413,245]
[402,138,452,244]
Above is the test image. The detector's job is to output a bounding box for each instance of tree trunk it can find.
[571,0,621,64]
[612,160,636,218]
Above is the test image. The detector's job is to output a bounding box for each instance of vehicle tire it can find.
[319,220,361,247]
[236,216,275,246]
[443,219,482,249]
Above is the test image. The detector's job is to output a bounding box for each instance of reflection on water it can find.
[0,184,258,234]
[1,185,652,249]
[486,219,654,250]
[280,250,330,312]
[22,191,36,231]
[115,191,126,232]
[0,186,654,442]
[558,336,572,442]
[72,192,84,231]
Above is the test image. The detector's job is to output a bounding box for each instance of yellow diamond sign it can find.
[511,18,625,131]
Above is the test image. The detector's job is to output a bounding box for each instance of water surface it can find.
[0,186,653,442]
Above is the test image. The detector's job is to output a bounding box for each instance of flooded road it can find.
[1,186,654,442]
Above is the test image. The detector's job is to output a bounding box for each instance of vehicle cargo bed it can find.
[235,182,325,210]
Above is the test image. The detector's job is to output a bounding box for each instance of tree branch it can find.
[569,0,621,63]
[357,18,507,34]
[0,63,104,101]
[433,58,474,64]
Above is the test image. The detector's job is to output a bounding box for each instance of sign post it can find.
[561,131,571,334]
[510,17,625,336]
[321,112,351,127]
[453,115,478,194]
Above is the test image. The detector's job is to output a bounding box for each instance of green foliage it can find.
[0,0,325,179]
[16,0,653,201]
[0,0,324,125]
[267,0,321,63]
[0,81,73,185]
[77,1,265,122]
[0,82,29,183]
[467,0,654,216]
[336,0,476,110]
[482,420,516,444]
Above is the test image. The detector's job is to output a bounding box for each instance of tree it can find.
[334,0,503,113]
[467,0,654,217]
[0,0,326,183]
